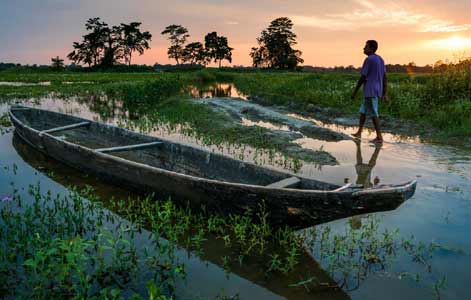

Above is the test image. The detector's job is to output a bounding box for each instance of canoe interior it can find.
[12,108,340,190]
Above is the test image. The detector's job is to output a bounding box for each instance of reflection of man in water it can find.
[355,140,381,188]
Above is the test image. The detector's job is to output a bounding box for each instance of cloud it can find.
[292,0,471,33]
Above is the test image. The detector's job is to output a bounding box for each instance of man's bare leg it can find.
[371,116,383,143]
[352,113,366,138]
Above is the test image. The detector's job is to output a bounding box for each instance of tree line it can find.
[66,17,304,70]
[160,25,233,67]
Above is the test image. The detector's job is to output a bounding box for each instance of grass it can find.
[2,65,471,140]
[211,67,471,140]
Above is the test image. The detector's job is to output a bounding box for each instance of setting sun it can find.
[428,35,471,50]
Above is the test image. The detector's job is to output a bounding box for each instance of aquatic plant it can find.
[0,184,184,299]
[0,113,12,135]
[301,215,448,298]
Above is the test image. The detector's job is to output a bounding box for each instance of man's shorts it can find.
[360,97,379,118]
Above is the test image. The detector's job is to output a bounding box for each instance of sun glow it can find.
[428,36,471,50]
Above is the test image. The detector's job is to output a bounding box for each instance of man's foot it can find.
[370,137,383,144]
[351,132,362,139]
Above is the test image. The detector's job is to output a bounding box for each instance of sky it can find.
[1,0,471,67]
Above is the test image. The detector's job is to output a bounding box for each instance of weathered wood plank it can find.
[10,107,31,110]
[266,176,300,188]
[40,122,90,134]
[95,141,163,153]
[332,183,352,192]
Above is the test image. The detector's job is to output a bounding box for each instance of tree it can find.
[68,17,152,67]
[83,17,109,65]
[50,56,64,70]
[204,32,233,68]
[68,41,94,67]
[161,25,189,65]
[120,22,152,65]
[250,46,270,68]
[182,42,208,65]
[250,17,303,69]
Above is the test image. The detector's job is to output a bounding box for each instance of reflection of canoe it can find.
[195,236,351,300]
[12,134,350,300]
[9,106,417,228]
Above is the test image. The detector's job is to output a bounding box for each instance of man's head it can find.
[363,40,378,55]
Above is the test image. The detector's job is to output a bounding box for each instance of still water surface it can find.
[1,86,471,299]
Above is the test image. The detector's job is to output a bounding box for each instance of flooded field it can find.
[1,83,471,300]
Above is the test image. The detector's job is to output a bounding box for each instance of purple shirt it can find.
[361,54,386,98]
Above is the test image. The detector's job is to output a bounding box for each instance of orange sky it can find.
[1,0,471,67]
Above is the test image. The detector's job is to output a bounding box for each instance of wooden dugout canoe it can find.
[9,105,417,228]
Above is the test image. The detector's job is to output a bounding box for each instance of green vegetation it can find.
[0,113,11,127]
[307,216,447,296]
[0,181,305,299]
[0,179,447,299]
[0,113,12,135]
[1,62,471,140]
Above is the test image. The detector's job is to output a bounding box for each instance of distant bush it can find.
[80,64,156,73]
[154,63,205,72]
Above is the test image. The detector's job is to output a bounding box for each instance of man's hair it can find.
[366,40,378,52]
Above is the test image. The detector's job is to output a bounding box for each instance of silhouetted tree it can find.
[204,32,233,68]
[250,46,270,68]
[161,25,189,65]
[182,42,208,65]
[120,22,152,65]
[68,41,94,67]
[68,17,152,67]
[250,17,303,69]
[50,56,64,70]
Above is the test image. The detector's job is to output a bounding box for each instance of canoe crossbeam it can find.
[10,107,31,110]
[332,183,352,192]
[266,176,300,188]
[95,141,163,153]
[40,122,90,135]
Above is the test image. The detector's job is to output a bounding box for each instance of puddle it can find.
[62,81,94,85]
[185,83,248,100]
[0,81,51,86]
[287,112,423,144]
[241,117,291,131]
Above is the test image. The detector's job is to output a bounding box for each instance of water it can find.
[1,86,471,299]
[0,81,51,86]
[184,83,248,100]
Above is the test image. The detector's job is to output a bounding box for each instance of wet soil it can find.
[247,95,445,144]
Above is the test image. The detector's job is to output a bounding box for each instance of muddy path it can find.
[246,95,447,144]
[193,98,360,166]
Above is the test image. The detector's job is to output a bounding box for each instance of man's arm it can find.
[382,73,388,101]
[351,75,366,100]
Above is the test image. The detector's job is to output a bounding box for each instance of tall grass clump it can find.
[106,76,182,106]
[419,59,471,134]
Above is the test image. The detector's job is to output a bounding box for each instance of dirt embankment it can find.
[194,98,355,166]
[248,95,436,141]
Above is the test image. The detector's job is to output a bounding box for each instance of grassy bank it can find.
[1,65,471,140]
[210,67,471,139]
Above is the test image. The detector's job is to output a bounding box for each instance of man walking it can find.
[351,40,388,144]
